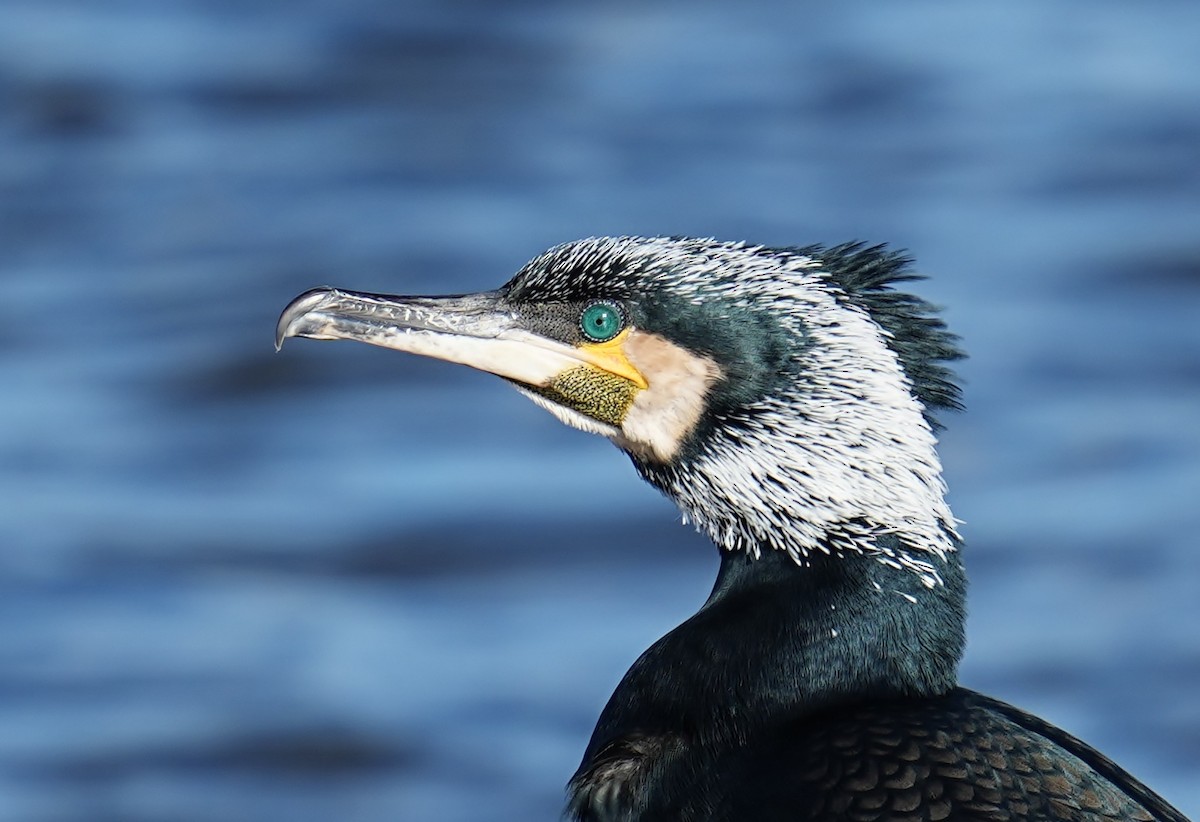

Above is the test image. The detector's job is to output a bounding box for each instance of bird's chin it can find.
[510,385,624,441]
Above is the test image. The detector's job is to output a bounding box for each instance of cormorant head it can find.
[278,237,964,584]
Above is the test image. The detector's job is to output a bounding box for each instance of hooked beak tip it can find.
[276,287,337,352]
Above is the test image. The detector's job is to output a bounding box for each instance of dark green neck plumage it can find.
[593,539,964,743]
[568,534,965,820]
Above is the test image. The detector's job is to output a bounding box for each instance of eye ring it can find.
[579,301,626,343]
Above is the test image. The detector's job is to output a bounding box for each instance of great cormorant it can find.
[276,237,1188,821]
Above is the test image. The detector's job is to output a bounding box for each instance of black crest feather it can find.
[805,242,965,430]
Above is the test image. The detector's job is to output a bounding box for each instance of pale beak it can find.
[276,287,644,388]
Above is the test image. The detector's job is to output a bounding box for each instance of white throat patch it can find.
[614,331,723,463]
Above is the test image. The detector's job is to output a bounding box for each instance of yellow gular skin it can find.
[576,330,649,390]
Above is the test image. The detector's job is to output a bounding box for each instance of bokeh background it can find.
[2,2,1199,820]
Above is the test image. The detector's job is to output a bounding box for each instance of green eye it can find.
[579,301,625,343]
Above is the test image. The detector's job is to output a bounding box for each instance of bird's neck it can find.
[703,541,966,703]
[592,542,964,742]
[569,539,964,818]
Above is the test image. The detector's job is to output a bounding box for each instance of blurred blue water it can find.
[2,1,1198,819]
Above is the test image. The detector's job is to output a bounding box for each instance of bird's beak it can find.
[275,287,647,390]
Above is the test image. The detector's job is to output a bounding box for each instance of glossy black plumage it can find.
[568,550,1185,822]
[719,690,1178,822]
